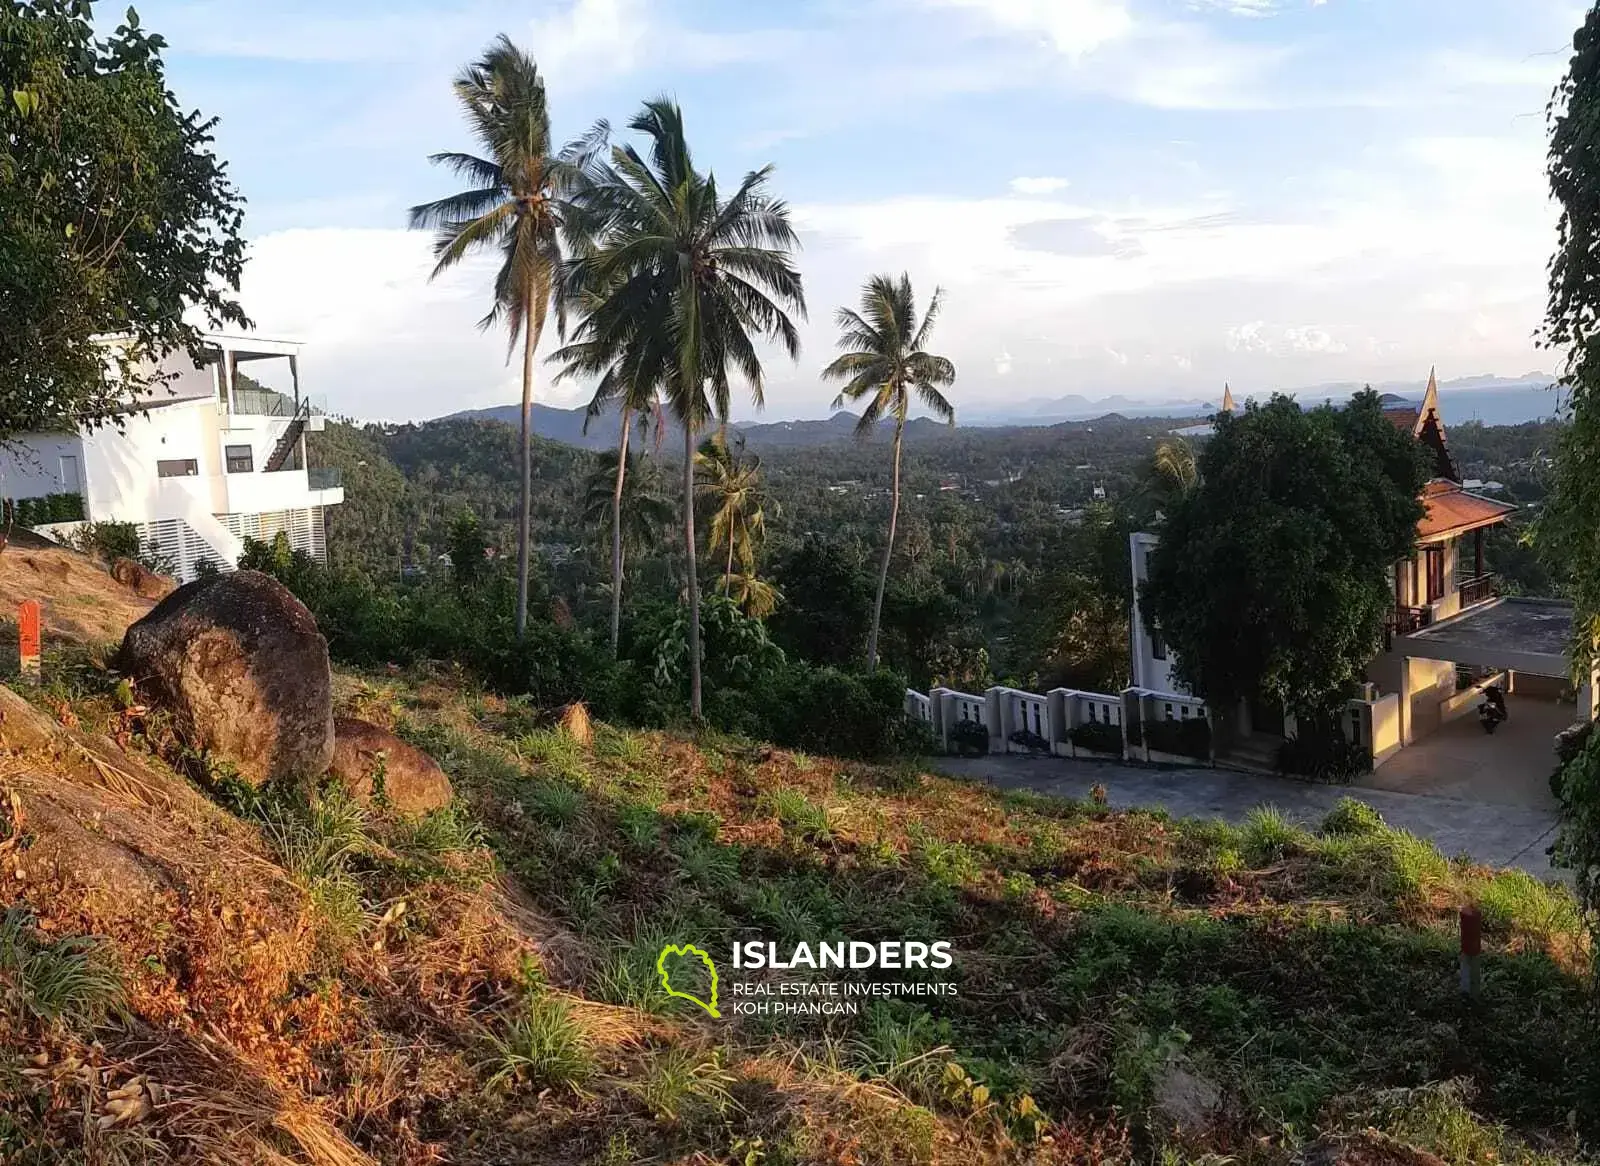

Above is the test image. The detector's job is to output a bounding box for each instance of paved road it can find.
[933,753,1562,879]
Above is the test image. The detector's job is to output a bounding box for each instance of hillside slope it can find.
[0,534,155,651]
[0,566,1589,1163]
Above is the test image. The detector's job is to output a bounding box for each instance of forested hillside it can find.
[306,409,1568,697]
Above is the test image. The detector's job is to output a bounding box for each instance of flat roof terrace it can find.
[1398,597,1574,678]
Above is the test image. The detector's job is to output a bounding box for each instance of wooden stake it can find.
[1459,904,1482,998]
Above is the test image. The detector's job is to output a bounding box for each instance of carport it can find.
[1372,597,1595,808]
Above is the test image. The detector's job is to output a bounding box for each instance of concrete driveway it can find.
[933,751,1562,878]
[1359,694,1567,812]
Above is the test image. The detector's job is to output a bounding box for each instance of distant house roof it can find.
[1382,368,1458,480]
[1417,479,1516,541]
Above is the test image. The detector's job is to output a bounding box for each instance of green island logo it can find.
[655,944,721,1018]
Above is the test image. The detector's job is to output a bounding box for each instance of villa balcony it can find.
[1457,573,1499,610]
[1385,605,1431,651]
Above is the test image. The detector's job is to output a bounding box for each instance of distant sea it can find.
[1430,386,1569,427]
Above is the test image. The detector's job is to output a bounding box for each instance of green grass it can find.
[481,994,596,1095]
[0,910,123,1030]
[624,1045,737,1125]
[1240,805,1312,866]
[362,685,1595,1163]
[761,787,833,840]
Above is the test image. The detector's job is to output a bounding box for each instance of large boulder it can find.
[329,716,453,814]
[117,570,334,787]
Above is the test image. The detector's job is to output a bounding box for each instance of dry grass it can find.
[0,535,157,655]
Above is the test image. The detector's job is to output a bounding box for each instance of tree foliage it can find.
[0,0,247,442]
[822,273,955,669]
[561,98,806,717]
[1142,392,1427,726]
[1541,4,1600,678]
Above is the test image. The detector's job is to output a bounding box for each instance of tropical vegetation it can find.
[823,275,957,668]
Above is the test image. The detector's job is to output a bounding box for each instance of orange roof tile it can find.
[1417,480,1515,540]
[1383,405,1420,432]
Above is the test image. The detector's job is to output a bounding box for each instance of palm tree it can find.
[564,99,805,718]
[581,446,673,615]
[724,571,782,620]
[556,333,663,654]
[408,35,604,638]
[822,274,956,670]
[696,431,774,590]
[1151,437,1198,499]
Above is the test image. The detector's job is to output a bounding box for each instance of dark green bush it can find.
[1553,720,1594,803]
[1069,720,1123,756]
[1276,731,1370,783]
[5,492,85,527]
[948,718,990,756]
[1009,729,1050,754]
[765,666,911,761]
[1142,716,1211,761]
[242,535,908,761]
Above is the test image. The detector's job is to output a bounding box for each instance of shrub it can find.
[1320,796,1385,837]
[1552,720,1593,802]
[74,520,140,563]
[1142,716,1211,760]
[765,666,911,761]
[1277,730,1370,783]
[1008,728,1050,754]
[4,492,85,527]
[1068,720,1123,756]
[948,718,990,756]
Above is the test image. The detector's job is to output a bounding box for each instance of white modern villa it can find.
[0,334,344,581]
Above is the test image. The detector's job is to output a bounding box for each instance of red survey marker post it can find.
[17,600,41,683]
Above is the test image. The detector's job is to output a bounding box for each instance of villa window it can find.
[225,444,254,474]
[1150,626,1167,661]
[157,459,199,478]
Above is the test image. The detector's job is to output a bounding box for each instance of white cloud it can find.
[1226,322,1271,353]
[930,0,1135,57]
[995,349,1014,375]
[233,228,593,420]
[1010,176,1071,195]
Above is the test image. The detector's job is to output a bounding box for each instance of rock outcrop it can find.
[117,570,334,787]
[329,716,453,814]
[111,557,176,601]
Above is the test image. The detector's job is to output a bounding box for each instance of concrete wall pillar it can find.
[929,687,950,750]
[986,687,1009,752]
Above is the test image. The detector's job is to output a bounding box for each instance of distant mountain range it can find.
[441,372,1567,452]
[441,403,963,451]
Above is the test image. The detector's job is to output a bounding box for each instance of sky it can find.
[137,0,1586,422]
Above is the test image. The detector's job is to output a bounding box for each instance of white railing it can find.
[910,682,1211,765]
[1123,686,1213,764]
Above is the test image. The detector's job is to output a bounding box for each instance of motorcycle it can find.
[1478,685,1508,735]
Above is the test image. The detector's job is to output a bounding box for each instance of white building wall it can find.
[1129,531,1182,693]
[79,402,226,524]
[0,435,86,499]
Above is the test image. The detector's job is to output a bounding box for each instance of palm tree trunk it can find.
[725,520,735,590]
[684,420,703,720]
[609,410,631,656]
[866,424,902,670]
[515,305,536,639]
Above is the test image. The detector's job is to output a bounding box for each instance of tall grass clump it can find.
[0,909,123,1030]
[482,994,595,1094]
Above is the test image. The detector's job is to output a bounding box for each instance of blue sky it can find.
[137,0,1583,421]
